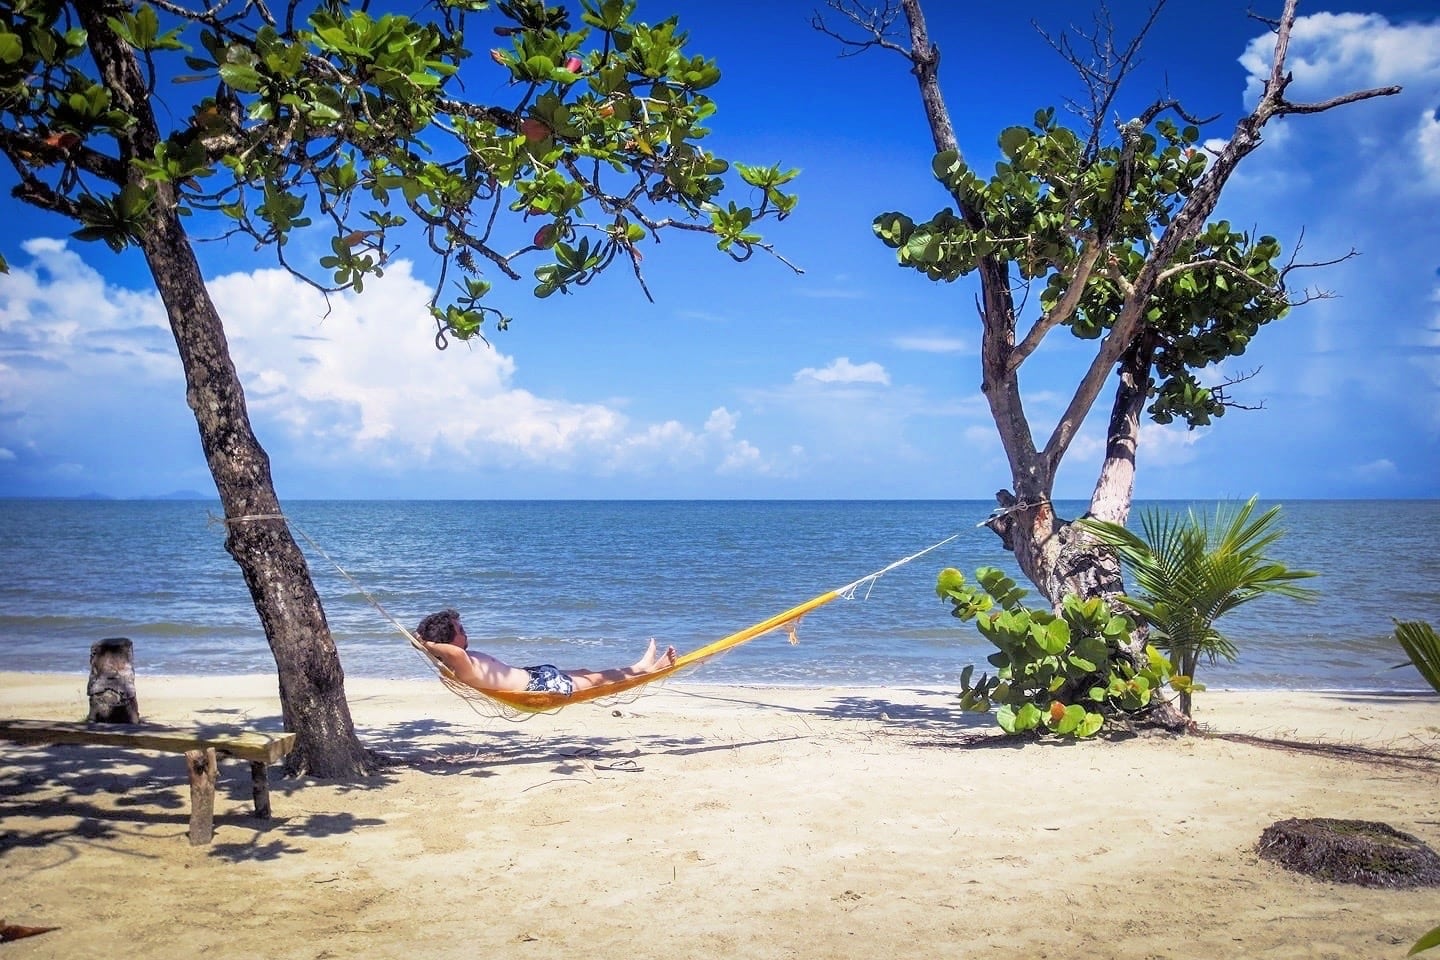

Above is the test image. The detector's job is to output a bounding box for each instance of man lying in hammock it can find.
[415,608,678,698]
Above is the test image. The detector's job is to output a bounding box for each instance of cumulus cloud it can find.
[1240,13,1440,100]
[0,242,770,489]
[1419,107,1440,189]
[794,357,890,386]
[0,238,176,380]
[1237,13,1440,191]
[1138,423,1206,468]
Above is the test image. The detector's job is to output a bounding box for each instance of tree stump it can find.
[1258,817,1440,888]
[87,638,140,724]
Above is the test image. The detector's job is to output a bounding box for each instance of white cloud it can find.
[599,406,772,475]
[1138,422,1206,468]
[0,238,175,378]
[894,335,969,354]
[1418,107,1440,189]
[794,357,890,386]
[0,448,14,461]
[1240,14,1440,101]
[1237,14,1440,193]
[1352,458,1397,481]
[0,243,774,485]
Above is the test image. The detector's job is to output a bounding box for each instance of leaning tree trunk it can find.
[137,210,372,777]
[80,2,371,777]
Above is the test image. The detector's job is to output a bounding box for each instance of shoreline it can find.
[5,666,1433,695]
[2,673,1439,959]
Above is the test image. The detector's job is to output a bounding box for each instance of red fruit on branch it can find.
[564,56,583,73]
[520,118,550,142]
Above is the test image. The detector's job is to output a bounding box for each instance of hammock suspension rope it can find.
[218,512,957,720]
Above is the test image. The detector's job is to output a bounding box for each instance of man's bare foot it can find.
[633,639,678,673]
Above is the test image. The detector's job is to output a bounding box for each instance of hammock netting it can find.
[409,585,842,717]
[234,513,956,722]
[403,534,957,719]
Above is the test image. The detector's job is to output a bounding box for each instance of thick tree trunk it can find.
[75,2,371,777]
[987,496,1122,608]
[136,210,371,778]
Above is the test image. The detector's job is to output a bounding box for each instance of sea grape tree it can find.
[936,566,1176,738]
[0,0,795,775]
[816,0,1398,616]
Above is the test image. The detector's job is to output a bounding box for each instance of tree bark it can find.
[135,205,370,778]
[77,2,370,777]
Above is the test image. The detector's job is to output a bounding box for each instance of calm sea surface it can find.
[0,499,1436,692]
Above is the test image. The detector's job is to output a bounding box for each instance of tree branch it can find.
[810,1,912,61]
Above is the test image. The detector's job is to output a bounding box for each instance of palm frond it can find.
[1394,620,1440,694]
[1078,496,1318,714]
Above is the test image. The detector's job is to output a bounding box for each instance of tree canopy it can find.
[0,0,799,338]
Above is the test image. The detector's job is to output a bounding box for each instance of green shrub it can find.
[936,566,1174,738]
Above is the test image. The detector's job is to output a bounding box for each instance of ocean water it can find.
[0,499,1436,692]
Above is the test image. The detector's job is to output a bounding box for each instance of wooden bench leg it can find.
[250,761,272,819]
[186,747,218,846]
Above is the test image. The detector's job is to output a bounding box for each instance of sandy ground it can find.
[2,672,1439,959]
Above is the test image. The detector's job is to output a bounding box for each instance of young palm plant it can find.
[1079,496,1318,717]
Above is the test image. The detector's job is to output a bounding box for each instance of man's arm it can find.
[424,642,479,686]
[424,643,528,692]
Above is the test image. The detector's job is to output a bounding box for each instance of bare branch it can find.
[1036,0,1168,160]
[810,1,912,61]
[1008,240,1105,372]
[1210,366,1267,413]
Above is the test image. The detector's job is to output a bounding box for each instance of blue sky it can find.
[1,0,1437,500]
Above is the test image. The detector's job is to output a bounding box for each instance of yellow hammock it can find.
[248,513,956,717]
[402,533,958,714]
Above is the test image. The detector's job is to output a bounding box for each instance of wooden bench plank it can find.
[0,719,296,763]
[0,719,298,846]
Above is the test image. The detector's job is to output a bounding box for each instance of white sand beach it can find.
[2,672,1438,959]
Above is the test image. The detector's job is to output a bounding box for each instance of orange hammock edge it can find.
[411,587,842,713]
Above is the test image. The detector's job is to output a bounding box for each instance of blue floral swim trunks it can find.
[523,664,575,697]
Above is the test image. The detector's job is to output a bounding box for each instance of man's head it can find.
[416,609,466,647]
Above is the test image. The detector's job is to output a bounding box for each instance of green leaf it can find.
[218,63,262,92]
[998,126,1029,158]
[1075,712,1104,738]
[0,32,22,65]
[1053,704,1085,735]
[1410,923,1440,956]
[1395,620,1440,693]
[1033,618,1068,655]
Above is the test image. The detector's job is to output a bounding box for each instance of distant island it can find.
[0,491,216,501]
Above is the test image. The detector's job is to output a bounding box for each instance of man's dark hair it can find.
[416,609,462,644]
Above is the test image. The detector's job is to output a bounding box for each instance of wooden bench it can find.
[0,719,297,845]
